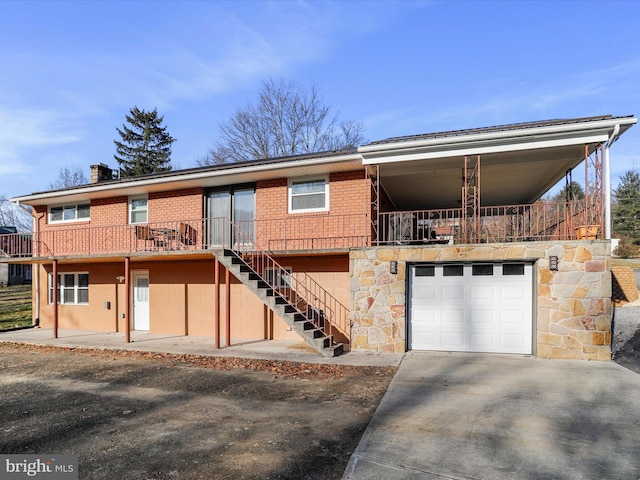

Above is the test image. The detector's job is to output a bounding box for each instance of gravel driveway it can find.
[612,302,640,373]
[0,344,395,479]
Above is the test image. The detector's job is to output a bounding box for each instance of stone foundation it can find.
[350,241,611,360]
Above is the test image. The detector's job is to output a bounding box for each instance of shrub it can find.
[613,242,640,259]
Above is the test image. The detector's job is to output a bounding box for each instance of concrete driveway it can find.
[344,352,640,480]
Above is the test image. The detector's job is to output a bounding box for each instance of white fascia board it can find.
[12,153,364,205]
[360,117,636,158]
[363,133,610,165]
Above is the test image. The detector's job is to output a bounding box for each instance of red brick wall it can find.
[255,170,370,249]
[149,188,203,223]
[35,188,204,256]
[90,197,129,227]
[329,170,369,217]
[256,178,288,220]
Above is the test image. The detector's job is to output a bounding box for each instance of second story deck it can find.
[0,199,604,262]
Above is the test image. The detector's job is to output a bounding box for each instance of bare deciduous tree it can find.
[199,79,366,165]
[0,195,31,231]
[48,167,88,190]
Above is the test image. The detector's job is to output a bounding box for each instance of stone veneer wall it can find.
[350,241,612,360]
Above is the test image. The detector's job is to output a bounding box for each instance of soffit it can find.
[377,143,598,210]
[13,155,363,206]
[364,116,636,210]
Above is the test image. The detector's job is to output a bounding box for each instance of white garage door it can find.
[409,262,533,354]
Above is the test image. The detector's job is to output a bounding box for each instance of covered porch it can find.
[362,115,636,246]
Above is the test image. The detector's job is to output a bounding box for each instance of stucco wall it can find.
[350,241,612,360]
[36,260,301,342]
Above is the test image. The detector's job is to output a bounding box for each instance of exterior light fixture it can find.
[549,256,559,271]
[390,261,398,274]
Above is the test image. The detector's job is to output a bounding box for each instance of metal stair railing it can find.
[223,217,349,347]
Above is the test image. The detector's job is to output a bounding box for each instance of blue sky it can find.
[1,0,639,199]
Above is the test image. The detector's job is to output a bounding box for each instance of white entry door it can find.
[132,271,150,330]
[409,262,533,354]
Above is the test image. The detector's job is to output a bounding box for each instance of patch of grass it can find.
[612,258,640,269]
[0,284,32,329]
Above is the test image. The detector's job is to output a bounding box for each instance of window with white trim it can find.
[129,196,148,224]
[49,203,90,223]
[48,272,89,305]
[288,177,329,213]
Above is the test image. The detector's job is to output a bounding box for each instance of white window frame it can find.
[48,272,89,305]
[129,196,148,224]
[48,203,90,224]
[288,176,329,214]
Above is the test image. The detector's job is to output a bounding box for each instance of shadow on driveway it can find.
[344,352,640,480]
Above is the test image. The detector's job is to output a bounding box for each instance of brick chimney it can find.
[90,163,114,183]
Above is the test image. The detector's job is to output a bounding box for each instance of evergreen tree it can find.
[114,107,175,176]
[613,169,640,241]
[553,181,585,202]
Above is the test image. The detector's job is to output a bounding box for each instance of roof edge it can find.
[360,115,637,154]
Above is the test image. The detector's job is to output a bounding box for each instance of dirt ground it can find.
[0,343,396,480]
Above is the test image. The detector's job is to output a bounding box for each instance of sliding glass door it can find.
[206,185,255,247]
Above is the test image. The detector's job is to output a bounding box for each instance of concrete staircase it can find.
[212,248,344,357]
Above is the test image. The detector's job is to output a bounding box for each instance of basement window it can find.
[48,272,89,305]
[266,267,292,289]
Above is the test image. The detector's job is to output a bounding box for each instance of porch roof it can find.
[360,115,637,210]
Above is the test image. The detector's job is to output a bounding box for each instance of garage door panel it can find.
[500,310,528,325]
[501,285,528,301]
[470,309,496,325]
[412,286,436,303]
[412,308,437,324]
[410,263,532,355]
[502,335,527,349]
[470,334,497,348]
[441,309,464,324]
[471,286,496,300]
[441,333,465,348]
[442,286,465,301]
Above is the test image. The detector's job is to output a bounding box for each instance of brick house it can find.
[1,115,636,359]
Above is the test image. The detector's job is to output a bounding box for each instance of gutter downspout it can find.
[16,201,40,327]
[604,124,621,239]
